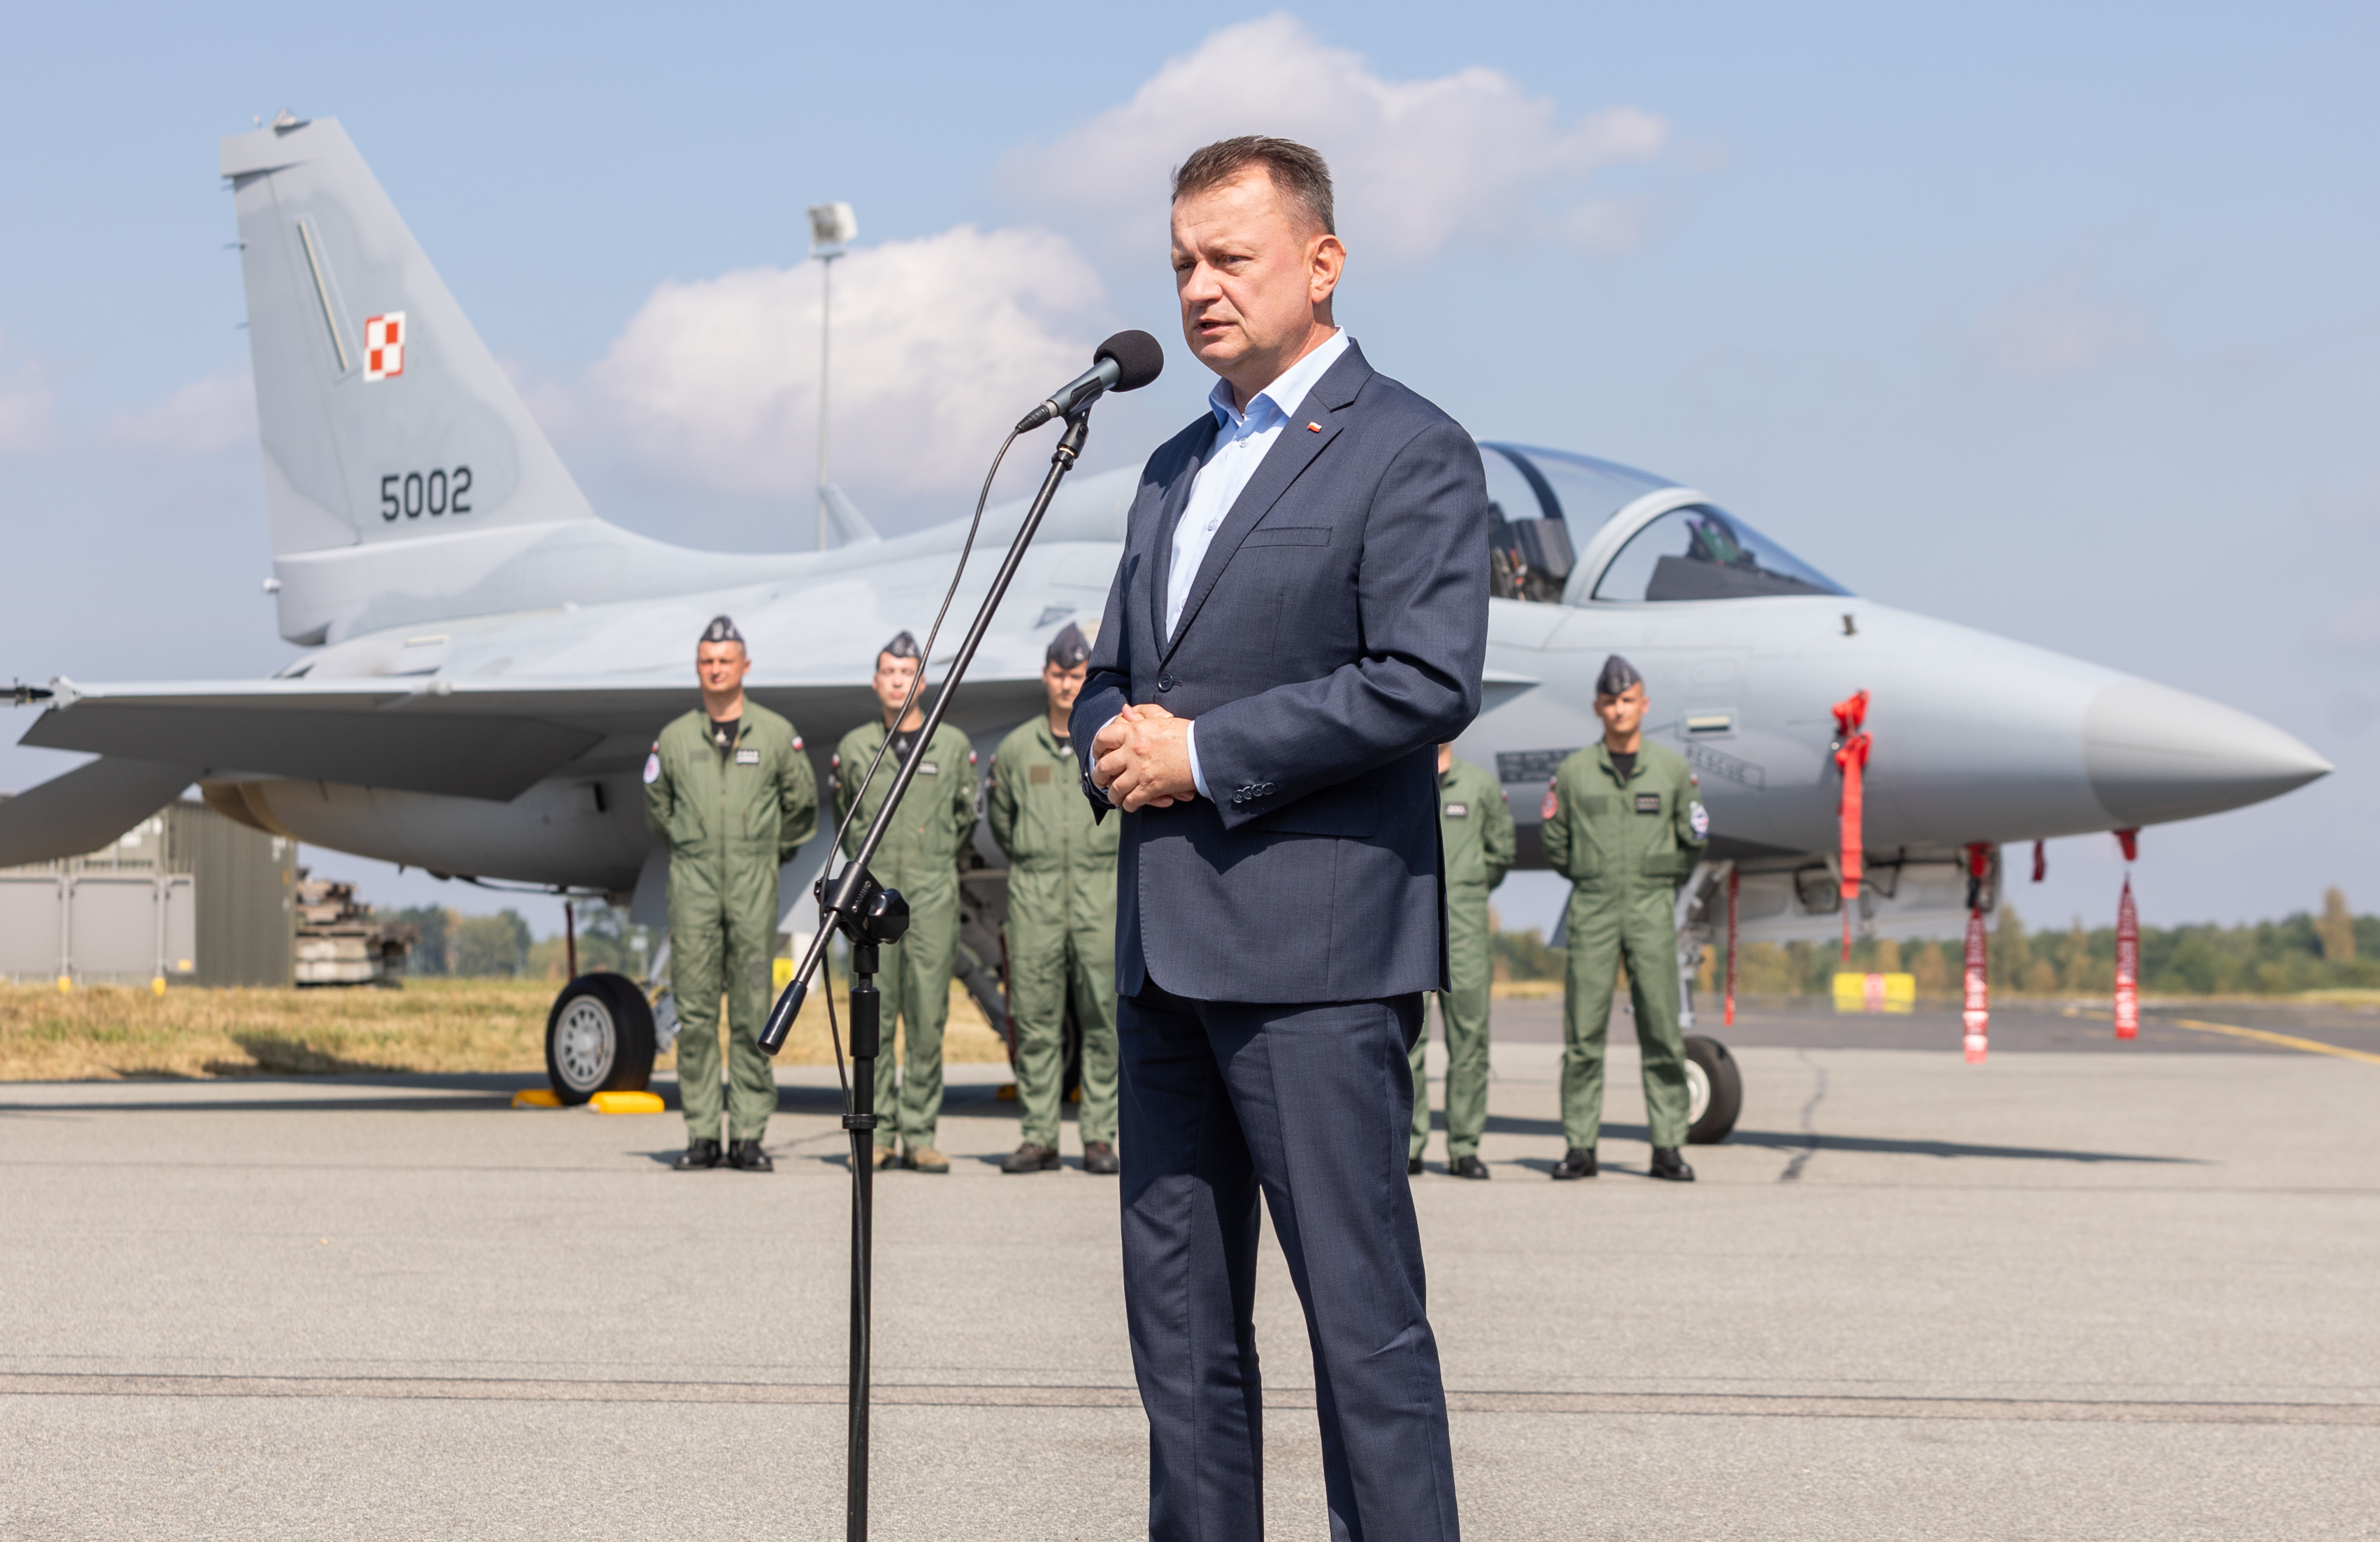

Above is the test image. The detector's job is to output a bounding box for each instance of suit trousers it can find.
[1118,982,1459,1542]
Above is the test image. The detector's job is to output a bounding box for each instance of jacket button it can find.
[1156,674,1176,693]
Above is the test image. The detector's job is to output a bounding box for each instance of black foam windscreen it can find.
[1095,330,1165,393]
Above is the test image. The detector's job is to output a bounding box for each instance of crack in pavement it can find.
[1779,1048,1827,1182]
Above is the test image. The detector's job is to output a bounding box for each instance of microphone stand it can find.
[759,402,1097,1542]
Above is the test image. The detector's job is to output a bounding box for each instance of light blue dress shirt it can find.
[1168,330,1352,798]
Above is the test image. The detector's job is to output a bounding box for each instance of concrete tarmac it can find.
[4,1004,2377,1540]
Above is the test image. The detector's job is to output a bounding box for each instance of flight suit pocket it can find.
[1562,797,1606,880]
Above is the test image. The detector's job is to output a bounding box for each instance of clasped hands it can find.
[1091,702,1198,812]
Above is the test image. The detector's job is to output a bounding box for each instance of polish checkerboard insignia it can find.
[364,312,406,380]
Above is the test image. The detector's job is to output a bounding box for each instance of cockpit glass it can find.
[1479,444,1673,604]
[1592,505,1849,602]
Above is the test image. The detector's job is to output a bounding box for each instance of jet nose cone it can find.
[2085,680,2332,826]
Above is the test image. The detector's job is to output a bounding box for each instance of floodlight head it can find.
[808,201,857,255]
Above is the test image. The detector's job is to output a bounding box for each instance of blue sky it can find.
[3,1,2375,938]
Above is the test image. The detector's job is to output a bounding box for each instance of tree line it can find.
[389,904,651,980]
[1492,889,2376,999]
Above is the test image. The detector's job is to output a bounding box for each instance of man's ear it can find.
[1309,233,1345,307]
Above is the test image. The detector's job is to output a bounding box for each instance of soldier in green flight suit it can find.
[833,630,978,1174]
[1410,743,1515,1180]
[988,624,1121,1177]
[1541,655,1709,1183]
[643,615,818,1173]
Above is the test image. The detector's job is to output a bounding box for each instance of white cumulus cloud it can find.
[0,352,58,455]
[1971,270,2157,383]
[104,370,256,453]
[1002,13,1669,263]
[555,224,1104,500]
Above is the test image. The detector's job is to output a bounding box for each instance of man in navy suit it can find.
[1075,136,1491,1542]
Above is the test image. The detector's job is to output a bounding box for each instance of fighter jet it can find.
[0,116,2331,1125]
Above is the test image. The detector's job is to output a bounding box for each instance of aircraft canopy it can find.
[1479,443,1847,604]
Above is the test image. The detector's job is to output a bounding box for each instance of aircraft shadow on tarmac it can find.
[755,1088,2196,1169]
[1467,1114,2196,1166]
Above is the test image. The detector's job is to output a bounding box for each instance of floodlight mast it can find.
[807,201,857,552]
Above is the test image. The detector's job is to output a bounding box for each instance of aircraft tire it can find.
[1682,1034,1742,1144]
[544,973,657,1104]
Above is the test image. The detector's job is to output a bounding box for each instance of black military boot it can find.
[1550,1148,1597,1180]
[674,1138,722,1171]
[1449,1155,1491,1180]
[1648,1146,1696,1182]
[1000,1143,1060,1173]
[1408,1156,1425,1176]
[726,1140,773,1172]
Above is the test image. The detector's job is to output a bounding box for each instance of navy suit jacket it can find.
[1072,343,1492,1003]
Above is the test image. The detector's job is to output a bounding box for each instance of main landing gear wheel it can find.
[1682,1034,1742,1145]
[544,973,657,1106]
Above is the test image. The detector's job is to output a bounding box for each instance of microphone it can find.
[1015,330,1165,432]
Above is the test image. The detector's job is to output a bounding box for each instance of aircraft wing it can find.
[2,670,1050,865]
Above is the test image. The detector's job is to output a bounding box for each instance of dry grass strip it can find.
[0,976,1004,1081]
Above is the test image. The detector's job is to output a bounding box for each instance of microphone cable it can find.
[809,426,1021,1111]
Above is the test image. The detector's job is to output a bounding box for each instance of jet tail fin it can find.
[221,116,595,643]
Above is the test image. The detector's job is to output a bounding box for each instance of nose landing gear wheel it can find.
[544,973,658,1105]
[1682,1034,1742,1144]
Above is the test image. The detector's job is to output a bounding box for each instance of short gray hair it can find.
[1172,136,1335,236]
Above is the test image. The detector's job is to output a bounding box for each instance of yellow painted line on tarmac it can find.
[2169,1018,2380,1065]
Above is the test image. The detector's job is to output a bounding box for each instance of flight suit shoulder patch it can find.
[1690,800,1710,839]
[1541,782,1559,821]
[1634,793,1662,814]
[643,745,661,784]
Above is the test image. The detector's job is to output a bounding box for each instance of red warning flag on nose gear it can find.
[2114,828,2141,1040]
[1832,691,1871,962]
[1962,842,1990,1063]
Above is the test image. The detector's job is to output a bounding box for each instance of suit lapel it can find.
[1146,418,1219,663]
[1163,345,1372,661]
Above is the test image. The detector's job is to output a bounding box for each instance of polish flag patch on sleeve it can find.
[364,312,406,381]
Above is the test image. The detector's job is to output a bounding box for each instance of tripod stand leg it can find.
[846,942,879,1541]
